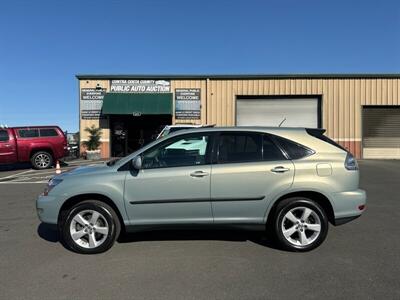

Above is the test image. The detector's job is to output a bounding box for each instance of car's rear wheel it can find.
[31,151,53,169]
[60,200,121,254]
[273,197,328,251]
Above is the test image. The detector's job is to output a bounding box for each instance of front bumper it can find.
[332,189,366,225]
[36,194,60,224]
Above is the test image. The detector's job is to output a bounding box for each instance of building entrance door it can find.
[110,115,171,157]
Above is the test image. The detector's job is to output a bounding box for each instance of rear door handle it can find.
[190,171,209,177]
[271,166,290,173]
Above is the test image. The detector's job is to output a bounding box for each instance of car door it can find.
[210,131,294,224]
[124,132,214,225]
[0,129,17,164]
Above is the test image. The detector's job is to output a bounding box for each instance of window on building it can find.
[142,133,210,169]
[18,129,39,138]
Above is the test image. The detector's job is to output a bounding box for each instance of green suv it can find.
[37,127,366,254]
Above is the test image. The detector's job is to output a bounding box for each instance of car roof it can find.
[168,126,308,134]
[166,125,202,128]
[11,126,61,129]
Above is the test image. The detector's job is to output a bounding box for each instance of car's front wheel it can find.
[273,197,328,251]
[60,200,121,254]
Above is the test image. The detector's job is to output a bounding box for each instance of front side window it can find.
[18,129,39,138]
[40,128,59,137]
[0,130,9,142]
[142,133,210,169]
[217,133,263,163]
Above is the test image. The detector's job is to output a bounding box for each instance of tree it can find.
[82,125,102,151]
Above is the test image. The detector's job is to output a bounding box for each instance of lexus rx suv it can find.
[37,127,366,254]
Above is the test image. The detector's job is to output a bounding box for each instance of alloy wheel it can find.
[69,210,109,249]
[281,206,322,246]
[34,153,51,168]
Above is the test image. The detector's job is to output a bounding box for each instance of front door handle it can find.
[271,166,290,173]
[190,171,209,178]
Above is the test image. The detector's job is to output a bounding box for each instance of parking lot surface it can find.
[0,160,399,299]
[0,159,107,184]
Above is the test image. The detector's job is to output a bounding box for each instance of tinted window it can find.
[142,134,209,169]
[0,130,9,142]
[218,133,262,163]
[306,129,347,152]
[18,129,39,138]
[274,136,314,159]
[40,128,59,137]
[263,135,286,161]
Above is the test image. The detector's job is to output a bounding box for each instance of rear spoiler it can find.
[305,128,326,136]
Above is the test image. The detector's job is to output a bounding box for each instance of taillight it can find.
[345,152,358,171]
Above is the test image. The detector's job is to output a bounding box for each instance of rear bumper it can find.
[332,189,366,226]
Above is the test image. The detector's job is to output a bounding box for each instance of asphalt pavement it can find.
[0,160,399,299]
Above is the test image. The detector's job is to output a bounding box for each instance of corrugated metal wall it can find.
[203,78,400,157]
[206,78,400,136]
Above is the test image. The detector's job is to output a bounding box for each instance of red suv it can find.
[0,126,68,169]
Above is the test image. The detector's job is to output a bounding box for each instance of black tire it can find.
[273,197,328,252]
[31,151,53,169]
[60,200,121,254]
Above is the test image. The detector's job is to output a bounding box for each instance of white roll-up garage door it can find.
[363,107,400,159]
[236,97,319,128]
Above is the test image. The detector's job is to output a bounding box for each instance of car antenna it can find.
[278,118,286,127]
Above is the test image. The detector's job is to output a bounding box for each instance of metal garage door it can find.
[363,107,400,159]
[236,97,320,128]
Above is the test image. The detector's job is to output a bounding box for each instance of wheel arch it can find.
[266,191,335,225]
[30,147,54,159]
[58,193,125,234]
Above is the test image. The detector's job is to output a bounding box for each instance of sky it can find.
[0,0,399,132]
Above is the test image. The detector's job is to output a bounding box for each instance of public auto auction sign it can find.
[110,79,171,93]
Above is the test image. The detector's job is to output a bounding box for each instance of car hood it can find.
[57,163,110,178]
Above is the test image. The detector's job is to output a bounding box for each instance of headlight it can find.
[43,178,63,196]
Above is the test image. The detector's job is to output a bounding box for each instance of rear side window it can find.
[217,133,262,163]
[18,129,39,138]
[274,136,314,160]
[263,135,286,161]
[40,128,59,137]
[306,128,347,152]
[0,130,9,142]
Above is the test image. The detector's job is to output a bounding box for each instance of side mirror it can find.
[132,156,142,170]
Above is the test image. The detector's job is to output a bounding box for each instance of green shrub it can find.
[82,125,102,151]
